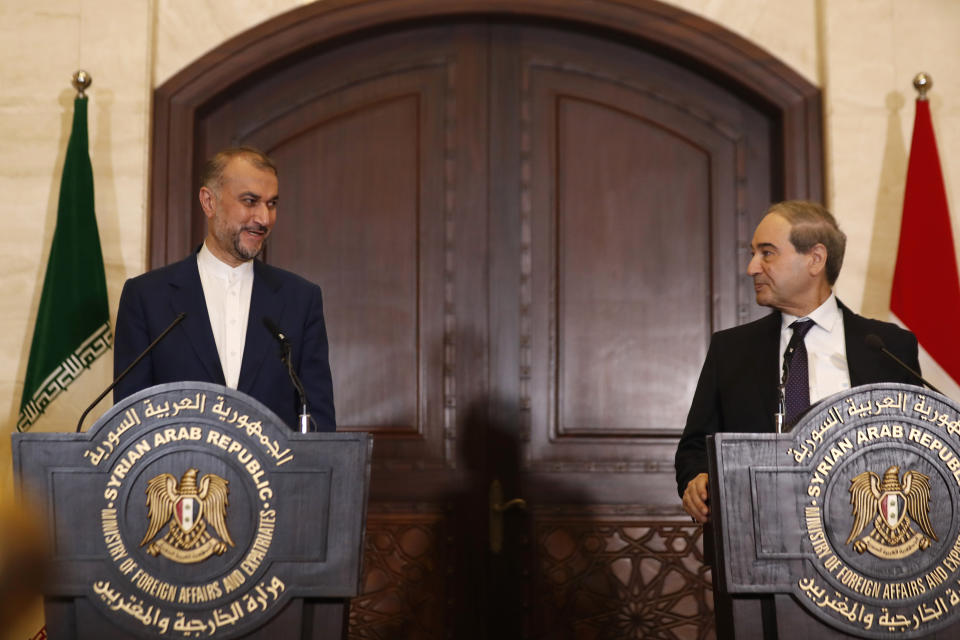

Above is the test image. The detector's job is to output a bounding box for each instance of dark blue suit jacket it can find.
[113,253,335,430]
[674,302,919,496]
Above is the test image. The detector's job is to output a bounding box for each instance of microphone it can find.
[263,317,312,433]
[263,317,290,352]
[76,312,186,433]
[865,334,943,395]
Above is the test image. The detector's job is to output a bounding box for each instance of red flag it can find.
[891,98,960,382]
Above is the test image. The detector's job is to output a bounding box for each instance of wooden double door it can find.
[153,5,820,637]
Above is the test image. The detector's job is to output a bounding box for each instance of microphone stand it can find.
[775,385,786,434]
[776,363,789,434]
[279,339,311,434]
[866,335,943,395]
[76,312,186,432]
[263,318,313,433]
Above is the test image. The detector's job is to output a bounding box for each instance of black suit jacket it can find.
[113,253,336,431]
[674,302,919,496]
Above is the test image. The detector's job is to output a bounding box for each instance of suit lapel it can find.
[756,312,783,421]
[840,302,871,387]
[238,261,286,393]
[167,255,225,384]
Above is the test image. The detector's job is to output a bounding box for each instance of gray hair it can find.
[767,200,846,285]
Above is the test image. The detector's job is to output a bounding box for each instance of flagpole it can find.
[17,67,100,640]
[17,69,112,432]
[891,71,960,389]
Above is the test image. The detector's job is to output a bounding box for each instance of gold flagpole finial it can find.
[72,70,92,98]
[913,72,932,101]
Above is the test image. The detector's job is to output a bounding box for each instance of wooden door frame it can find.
[150,0,822,268]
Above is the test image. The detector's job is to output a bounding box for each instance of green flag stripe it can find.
[19,96,111,431]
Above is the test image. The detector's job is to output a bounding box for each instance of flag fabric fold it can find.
[18,96,111,432]
[891,97,960,384]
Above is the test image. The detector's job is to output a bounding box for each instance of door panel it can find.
[532,518,712,639]
[153,5,822,638]
[273,96,422,432]
[486,26,771,636]
[513,27,769,468]
[348,513,447,639]
[555,95,712,436]
[198,27,489,473]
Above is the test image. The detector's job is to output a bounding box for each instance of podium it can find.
[707,383,960,639]
[11,382,371,639]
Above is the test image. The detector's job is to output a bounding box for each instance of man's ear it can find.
[199,186,217,219]
[808,243,827,277]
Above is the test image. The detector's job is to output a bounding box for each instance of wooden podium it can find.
[707,383,960,639]
[11,382,371,639]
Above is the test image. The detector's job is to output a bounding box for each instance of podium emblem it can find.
[846,465,938,559]
[140,468,235,563]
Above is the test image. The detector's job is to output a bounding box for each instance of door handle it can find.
[489,478,527,554]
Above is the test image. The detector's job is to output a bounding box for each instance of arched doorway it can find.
[151,2,822,637]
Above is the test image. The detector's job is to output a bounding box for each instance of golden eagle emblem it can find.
[846,465,937,559]
[140,468,234,563]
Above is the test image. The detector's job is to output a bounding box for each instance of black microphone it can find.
[263,317,312,433]
[263,317,290,353]
[865,334,942,395]
[76,312,187,433]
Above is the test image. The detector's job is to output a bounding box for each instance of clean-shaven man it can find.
[675,200,919,523]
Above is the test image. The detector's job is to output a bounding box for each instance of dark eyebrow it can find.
[755,242,778,251]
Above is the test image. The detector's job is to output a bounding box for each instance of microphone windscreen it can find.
[865,334,885,352]
[263,316,280,337]
[263,317,289,344]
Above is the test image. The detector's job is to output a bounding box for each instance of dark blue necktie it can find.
[784,319,814,428]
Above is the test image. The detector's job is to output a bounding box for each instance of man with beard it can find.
[113,147,335,430]
[675,200,919,523]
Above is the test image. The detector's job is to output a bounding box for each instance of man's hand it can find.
[682,473,710,523]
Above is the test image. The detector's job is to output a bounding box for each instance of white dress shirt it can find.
[197,243,254,388]
[779,293,851,403]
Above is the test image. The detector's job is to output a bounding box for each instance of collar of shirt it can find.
[778,292,850,403]
[197,242,254,283]
[780,292,842,335]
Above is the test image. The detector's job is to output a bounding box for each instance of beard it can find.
[232,224,269,261]
[214,221,269,263]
